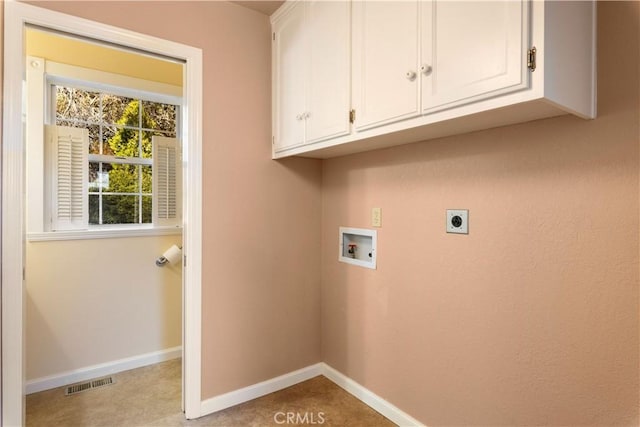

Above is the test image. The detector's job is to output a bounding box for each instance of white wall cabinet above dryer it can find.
[272,1,305,152]
[351,0,528,131]
[351,0,421,131]
[271,0,596,159]
[272,0,351,153]
[421,0,529,114]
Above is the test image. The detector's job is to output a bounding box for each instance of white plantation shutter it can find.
[47,125,89,231]
[152,136,182,227]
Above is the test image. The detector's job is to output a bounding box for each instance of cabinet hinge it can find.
[527,47,537,72]
[272,32,275,41]
[349,109,356,124]
[272,136,275,145]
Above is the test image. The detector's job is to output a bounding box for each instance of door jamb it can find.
[2,2,203,424]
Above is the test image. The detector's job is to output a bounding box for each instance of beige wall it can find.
[26,236,182,380]
[321,2,639,425]
[6,1,638,424]
[22,5,185,381]
[25,0,323,399]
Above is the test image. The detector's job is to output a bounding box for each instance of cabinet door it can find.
[352,1,420,131]
[422,0,529,113]
[273,2,306,152]
[305,0,351,144]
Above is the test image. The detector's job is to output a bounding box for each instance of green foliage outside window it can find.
[56,86,176,225]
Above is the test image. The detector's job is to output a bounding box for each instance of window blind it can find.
[152,136,181,227]
[47,125,89,231]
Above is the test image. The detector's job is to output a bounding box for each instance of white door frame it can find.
[2,2,203,424]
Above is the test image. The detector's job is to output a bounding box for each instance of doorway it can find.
[2,3,203,425]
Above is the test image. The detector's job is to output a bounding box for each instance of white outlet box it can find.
[339,227,377,269]
[446,209,468,234]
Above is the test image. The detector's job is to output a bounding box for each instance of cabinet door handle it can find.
[406,70,417,81]
[304,112,310,119]
[421,64,433,75]
[296,114,304,121]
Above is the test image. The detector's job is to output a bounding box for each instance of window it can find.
[26,55,184,239]
[53,86,178,227]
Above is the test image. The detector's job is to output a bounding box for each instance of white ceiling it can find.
[231,1,284,16]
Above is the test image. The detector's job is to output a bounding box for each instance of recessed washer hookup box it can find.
[339,227,377,270]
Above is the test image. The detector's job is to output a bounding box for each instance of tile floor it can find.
[26,359,395,426]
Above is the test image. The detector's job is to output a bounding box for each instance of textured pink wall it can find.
[5,1,639,424]
[26,1,322,399]
[321,2,639,425]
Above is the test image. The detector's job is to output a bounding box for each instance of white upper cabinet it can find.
[352,0,528,130]
[306,0,351,144]
[421,0,529,113]
[352,1,420,131]
[272,0,350,152]
[272,0,596,159]
[273,2,306,152]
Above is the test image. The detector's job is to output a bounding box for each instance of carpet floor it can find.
[26,359,396,426]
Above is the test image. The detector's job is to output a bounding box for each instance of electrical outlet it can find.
[372,207,382,227]
[446,209,468,234]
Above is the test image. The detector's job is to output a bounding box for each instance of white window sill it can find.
[27,226,182,242]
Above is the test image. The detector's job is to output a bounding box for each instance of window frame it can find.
[27,56,183,241]
[51,82,178,227]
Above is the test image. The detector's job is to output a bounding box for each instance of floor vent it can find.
[65,376,115,396]
[91,377,114,388]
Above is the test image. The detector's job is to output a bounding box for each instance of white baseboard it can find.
[321,363,424,427]
[198,362,423,426]
[26,346,182,394]
[200,363,324,415]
